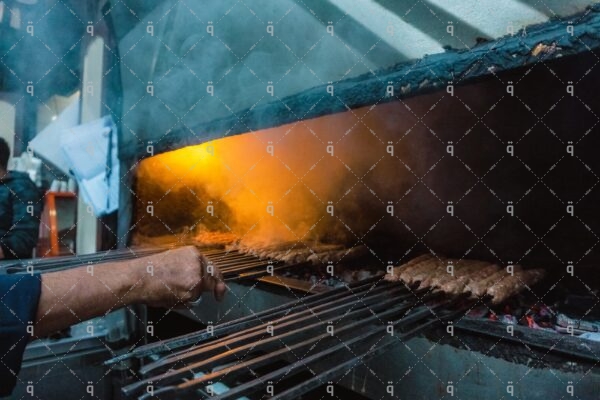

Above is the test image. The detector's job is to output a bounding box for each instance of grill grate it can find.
[203,249,304,281]
[108,277,470,399]
[0,247,167,275]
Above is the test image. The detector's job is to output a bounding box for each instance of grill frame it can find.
[110,275,469,400]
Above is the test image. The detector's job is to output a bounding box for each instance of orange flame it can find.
[134,102,422,248]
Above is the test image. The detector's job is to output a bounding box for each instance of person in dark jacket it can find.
[0,138,42,260]
[0,246,226,396]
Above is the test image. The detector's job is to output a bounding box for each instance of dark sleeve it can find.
[0,180,42,260]
[0,274,41,396]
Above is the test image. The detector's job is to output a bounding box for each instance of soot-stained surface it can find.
[134,49,600,284]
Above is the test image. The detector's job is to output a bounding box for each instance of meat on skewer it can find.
[463,264,501,294]
[232,242,299,257]
[469,266,522,297]
[234,242,373,267]
[233,242,346,264]
[426,259,470,287]
[306,252,331,264]
[231,241,545,303]
[438,275,469,295]
[411,258,446,284]
[487,269,545,304]
[305,245,347,264]
[418,260,450,288]
[440,260,488,295]
[278,244,362,265]
[428,268,455,289]
[321,246,368,264]
[399,255,437,283]
[279,249,315,264]
[384,254,432,282]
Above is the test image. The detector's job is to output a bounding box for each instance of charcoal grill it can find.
[107,276,468,399]
[104,250,600,400]
[6,1,600,398]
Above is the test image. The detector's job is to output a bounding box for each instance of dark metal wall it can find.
[358,50,600,272]
[116,5,600,161]
[342,337,600,400]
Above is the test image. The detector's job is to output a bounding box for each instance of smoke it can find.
[135,52,600,269]
[0,1,85,99]
[133,100,430,249]
[119,0,385,157]
[126,0,431,249]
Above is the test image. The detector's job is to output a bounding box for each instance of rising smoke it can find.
[135,53,600,269]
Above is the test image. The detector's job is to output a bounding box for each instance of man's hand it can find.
[136,246,226,308]
[35,246,226,336]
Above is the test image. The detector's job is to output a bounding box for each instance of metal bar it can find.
[210,302,461,400]
[270,306,470,400]
[219,261,279,272]
[271,318,441,400]
[220,259,283,270]
[123,290,434,397]
[206,256,261,267]
[211,261,258,269]
[148,279,404,360]
[137,284,423,378]
[226,263,311,281]
[3,247,160,267]
[140,301,452,400]
[0,247,168,274]
[105,276,386,365]
[176,279,394,346]
[222,266,306,279]
[203,250,241,257]
[204,254,246,262]
[204,253,255,262]
[141,281,410,364]
[254,274,330,293]
[200,249,239,257]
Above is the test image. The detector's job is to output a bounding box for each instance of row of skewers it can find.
[385,254,545,304]
[209,240,545,303]
[226,242,368,265]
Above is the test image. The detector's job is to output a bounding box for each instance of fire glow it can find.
[133,102,422,250]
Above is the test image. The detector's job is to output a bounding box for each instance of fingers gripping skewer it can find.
[187,255,224,306]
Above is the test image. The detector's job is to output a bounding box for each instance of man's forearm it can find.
[34,260,145,336]
[32,246,225,337]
